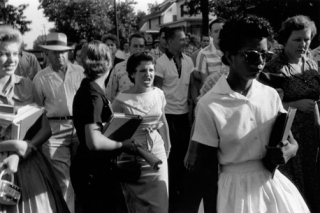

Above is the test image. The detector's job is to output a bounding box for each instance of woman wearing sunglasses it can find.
[186,14,309,213]
[263,15,320,212]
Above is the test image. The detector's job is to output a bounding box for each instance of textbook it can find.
[0,105,44,166]
[265,107,297,178]
[102,113,143,141]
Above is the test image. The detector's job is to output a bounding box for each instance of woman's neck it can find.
[284,49,302,64]
[0,75,11,94]
[130,85,153,94]
[227,74,252,96]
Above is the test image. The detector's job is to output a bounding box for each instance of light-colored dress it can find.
[193,76,309,213]
[0,75,69,213]
[112,87,168,213]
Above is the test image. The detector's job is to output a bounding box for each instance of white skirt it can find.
[199,160,310,213]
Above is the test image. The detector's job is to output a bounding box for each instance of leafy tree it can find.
[136,10,147,31]
[184,0,320,47]
[39,0,113,43]
[147,1,160,14]
[33,34,47,50]
[39,0,140,43]
[0,1,31,34]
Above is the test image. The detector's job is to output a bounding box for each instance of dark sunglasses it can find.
[239,50,274,64]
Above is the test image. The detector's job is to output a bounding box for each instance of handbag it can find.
[0,170,21,205]
[112,156,141,183]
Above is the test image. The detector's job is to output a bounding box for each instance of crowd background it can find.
[0,0,320,213]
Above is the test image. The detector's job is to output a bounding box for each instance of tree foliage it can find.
[0,1,31,35]
[39,0,143,43]
[184,0,320,47]
[147,1,160,14]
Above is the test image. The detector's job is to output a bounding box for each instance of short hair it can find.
[101,34,120,48]
[209,17,226,31]
[277,15,317,45]
[219,14,273,65]
[165,26,184,42]
[201,34,210,40]
[159,27,169,37]
[81,40,112,80]
[73,43,83,60]
[0,25,22,46]
[129,32,146,46]
[126,51,155,84]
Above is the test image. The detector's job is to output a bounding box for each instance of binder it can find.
[265,107,297,178]
[102,112,143,141]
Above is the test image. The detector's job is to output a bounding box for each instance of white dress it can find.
[193,76,309,213]
[112,87,168,213]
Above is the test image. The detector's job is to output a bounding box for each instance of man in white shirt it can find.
[151,27,169,60]
[33,32,84,213]
[195,17,226,86]
[154,26,195,203]
[105,32,146,101]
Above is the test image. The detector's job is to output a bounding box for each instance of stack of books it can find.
[0,104,44,162]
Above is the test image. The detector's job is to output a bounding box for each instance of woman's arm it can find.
[0,140,35,157]
[189,141,218,212]
[84,123,136,154]
[158,113,171,157]
[283,99,316,112]
[28,114,52,147]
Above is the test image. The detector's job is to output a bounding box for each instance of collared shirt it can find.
[15,51,41,80]
[183,44,198,57]
[105,60,134,101]
[33,63,85,117]
[33,63,84,144]
[195,42,225,77]
[311,46,320,67]
[151,47,164,61]
[155,51,194,114]
[192,76,285,165]
[0,74,34,106]
[198,66,229,100]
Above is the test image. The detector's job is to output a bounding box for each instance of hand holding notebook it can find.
[263,107,297,178]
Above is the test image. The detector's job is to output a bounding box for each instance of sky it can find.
[8,0,161,49]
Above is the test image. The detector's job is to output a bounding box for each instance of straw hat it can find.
[40,33,73,51]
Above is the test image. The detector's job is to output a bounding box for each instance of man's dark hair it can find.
[165,26,184,42]
[159,27,169,37]
[209,17,226,31]
[129,32,146,46]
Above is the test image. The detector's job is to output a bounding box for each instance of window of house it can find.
[149,20,151,29]
[158,17,161,25]
[180,5,184,17]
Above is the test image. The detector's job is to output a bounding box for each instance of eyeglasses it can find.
[239,50,274,64]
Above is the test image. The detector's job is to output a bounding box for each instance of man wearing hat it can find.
[33,32,84,213]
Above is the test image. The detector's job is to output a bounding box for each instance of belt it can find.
[48,116,73,120]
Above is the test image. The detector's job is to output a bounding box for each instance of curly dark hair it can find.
[277,15,317,45]
[219,14,274,65]
[126,51,155,84]
[81,40,112,80]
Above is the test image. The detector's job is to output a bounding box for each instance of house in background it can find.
[140,0,216,40]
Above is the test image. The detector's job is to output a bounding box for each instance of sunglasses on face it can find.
[239,50,274,64]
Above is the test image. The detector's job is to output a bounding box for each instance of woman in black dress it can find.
[71,40,137,213]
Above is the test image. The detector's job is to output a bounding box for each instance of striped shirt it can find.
[195,42,225,77]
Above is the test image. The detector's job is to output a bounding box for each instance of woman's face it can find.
[0,42,20,78]
[228,38,268,82]
[284,28,312,60]
[75,49,82,65]
[105,39,117,55]
[132,61,155,89]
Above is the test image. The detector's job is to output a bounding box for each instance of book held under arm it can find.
[264,107,297,178]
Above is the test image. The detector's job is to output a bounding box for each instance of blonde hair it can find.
[0,25,22,46]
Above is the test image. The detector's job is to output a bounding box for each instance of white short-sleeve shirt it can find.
[155,52,194,114]
[192,76,285,165]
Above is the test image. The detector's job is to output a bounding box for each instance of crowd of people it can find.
[0,11,319,213]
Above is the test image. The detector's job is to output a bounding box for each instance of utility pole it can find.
[114,0,119,40]
[201,0,209,35]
